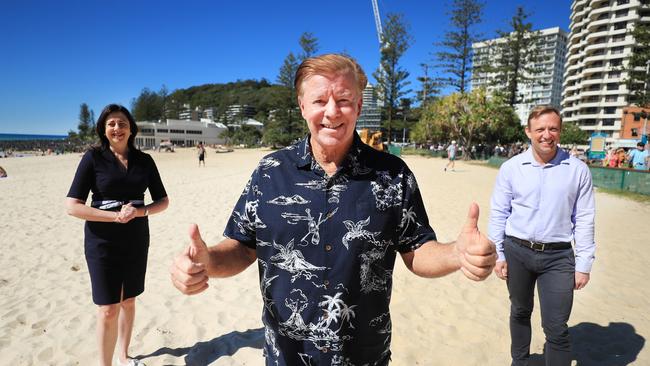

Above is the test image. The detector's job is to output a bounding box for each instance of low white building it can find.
[135,119,228,149]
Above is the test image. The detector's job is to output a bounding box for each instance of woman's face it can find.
[104,112,131,147]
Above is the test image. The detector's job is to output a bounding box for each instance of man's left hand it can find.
[455,203,497,281]
[575,271,590,290]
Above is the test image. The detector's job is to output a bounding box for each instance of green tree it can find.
[78,103,94,141]
[131,87,164,121]
[485,7,543,107]
[435,0,484,93]
[299,32,319,61]
[560,122,589,145]
[263,52,304,147]
[626,22,650,107]
[416,63,440,106]
[373,13,413,143]
[412,88,519,158]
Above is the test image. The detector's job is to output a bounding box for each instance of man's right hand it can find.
[170,224,210,295]
[494,260,508,280]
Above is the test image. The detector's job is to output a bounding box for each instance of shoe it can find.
[117,359,146,366]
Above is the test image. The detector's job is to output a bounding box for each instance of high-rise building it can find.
[356,83,382,130]
[562,0,648,141]
[472,27,568,124]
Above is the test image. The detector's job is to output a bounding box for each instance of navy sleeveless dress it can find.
[67,148,167,305]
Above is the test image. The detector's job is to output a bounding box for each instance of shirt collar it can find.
[293,132,373,176]
[521,147,570,167]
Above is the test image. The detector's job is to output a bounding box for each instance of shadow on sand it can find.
[137,327,264,365]
[527,322,644,366]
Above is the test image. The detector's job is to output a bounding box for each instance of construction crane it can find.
[371,0,383,44]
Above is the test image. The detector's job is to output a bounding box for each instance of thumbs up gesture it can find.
[455,203,497,281]
[170,224,210,295]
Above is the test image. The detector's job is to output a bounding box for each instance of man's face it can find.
[525,112,562,161]
[298,73,362,151]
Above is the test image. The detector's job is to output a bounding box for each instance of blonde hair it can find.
[294,53,368,97]
[527,105,562,127]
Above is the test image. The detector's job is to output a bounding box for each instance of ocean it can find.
[0,133,67,141]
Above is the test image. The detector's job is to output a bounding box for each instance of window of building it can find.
[186,130,203,135]
[610,59,623,67]
[614,22,627,30]
[604,107,617,114]
[602,119,616,126]
[608,71,622,79]
[632,128,638,136]
[607,83,619,90]
[615,9,628,17]
[170,129,184,134]
[611,46,624,54]
[605,95,618,102]
[157,129,168,133]
[617,0,629,5]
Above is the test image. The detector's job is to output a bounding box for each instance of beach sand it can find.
[0,148,648,365]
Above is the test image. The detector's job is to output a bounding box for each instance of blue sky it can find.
[0,0,571,135]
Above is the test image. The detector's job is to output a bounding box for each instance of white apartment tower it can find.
[356,83,382,130]
[472,27,568,124]
[562,0,650,140]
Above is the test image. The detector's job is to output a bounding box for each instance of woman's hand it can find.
[116,202,137,223]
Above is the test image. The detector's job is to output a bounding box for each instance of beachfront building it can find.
[179,104,204,121]
[226,104,256,123]
[229,117,264,130]
[134,119,227,149]
[562,0,649,142]
[356,83,382,130]
[471,27,568,124]
[617,106,650,147]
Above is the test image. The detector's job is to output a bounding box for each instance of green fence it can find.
[589,166,650,195]
[487,156,650,195]
[387,145,402,157]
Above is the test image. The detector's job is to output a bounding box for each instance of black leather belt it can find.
[507,236,572,252]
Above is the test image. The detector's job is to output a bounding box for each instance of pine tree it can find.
[78,103,93,141]
[435,0,484,94]
[299,32,319,61]
[373,13,413,144]
[486,7,544,107]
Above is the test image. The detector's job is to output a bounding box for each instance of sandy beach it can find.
[0,147,648,365]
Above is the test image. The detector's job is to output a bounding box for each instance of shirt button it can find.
[324,280,330,287]
[325,244,332,251]
[322,347,329,353]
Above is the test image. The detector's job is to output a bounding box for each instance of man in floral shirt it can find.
[171,54,496,365]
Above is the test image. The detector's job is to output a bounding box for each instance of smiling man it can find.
[170,53,496,366]
[489,105,596,366]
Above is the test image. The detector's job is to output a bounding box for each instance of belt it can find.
[91,200,144,210]
[507,236,572,252]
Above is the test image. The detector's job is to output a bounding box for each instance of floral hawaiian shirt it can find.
[224,132,437,366]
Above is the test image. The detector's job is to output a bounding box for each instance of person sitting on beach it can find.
[0,166,6,178]
[66,104,169,366]
[170,53,496,366]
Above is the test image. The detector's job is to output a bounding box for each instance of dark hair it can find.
[638,142,646,148]
[94,104,138,150]
[527,105,562,128]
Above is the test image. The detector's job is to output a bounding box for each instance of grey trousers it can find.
[503,237,575,366]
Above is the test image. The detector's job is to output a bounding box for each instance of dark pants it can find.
[504,237,575,366]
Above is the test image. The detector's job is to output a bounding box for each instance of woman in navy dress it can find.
[66,104,169,366]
